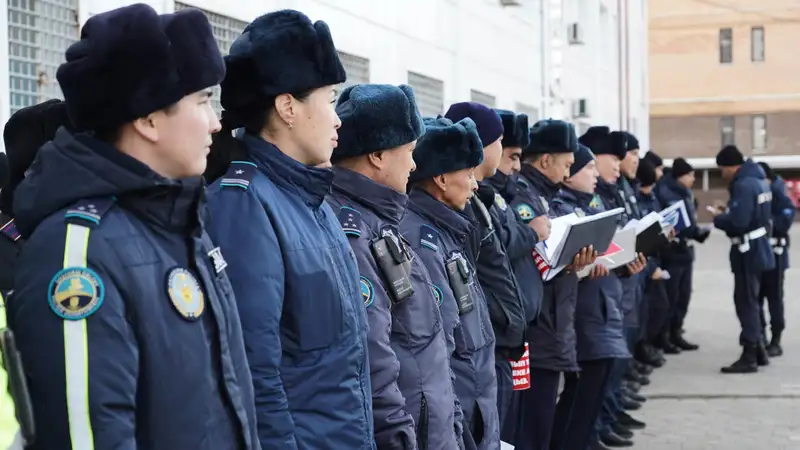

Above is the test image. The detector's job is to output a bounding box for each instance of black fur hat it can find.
[495,110,530,149]
[56,3,225,131]
[332,84,424,163]
[408,117,484,183]
[221,10,347,128]
[523,119,577,156]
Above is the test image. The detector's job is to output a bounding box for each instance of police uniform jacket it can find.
[768,176,795,268]
[713,159,775,274]
[655,174,702,265]
[553,188,630,362]
[466,182,526,360]
[0,215,21,294]
[10,129,259,450]
[206,133,373,450]
[327,168,461,450]
[401,188,499,449]
[486,172,540,281]
[635,190,663,285]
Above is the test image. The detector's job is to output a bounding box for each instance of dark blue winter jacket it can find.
[206,133,373,450]
[10,129,259,450]
[327,167,461,450]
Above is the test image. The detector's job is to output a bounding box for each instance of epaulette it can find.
[64,197,115,228]
[219,161,258,190]
[419,224,440,252]
[338,206,362,237]
[0,212,21,242]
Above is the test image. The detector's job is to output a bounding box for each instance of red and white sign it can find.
[510,343,531,391]
[601,241,622,257]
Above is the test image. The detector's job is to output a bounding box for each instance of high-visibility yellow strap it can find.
[62,224,94,450]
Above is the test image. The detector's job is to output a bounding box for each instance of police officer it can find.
[635,159,672,361]
[655,158,709,352]
[444,103,527,430]
[757,162,794,357]
[580,126,647,447]
[643,150,665,181]
[9,4,259,449]
[400,117,499,450]
[326,84,462,449]
[0,100,72,294]
[711,145,775,374]
[207,10,373,449]
[550,144,633,450]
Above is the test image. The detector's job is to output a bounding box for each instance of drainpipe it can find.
[617,0,624,129]
[541,0,548,117]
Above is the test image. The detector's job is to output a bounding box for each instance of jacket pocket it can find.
[417,392,429,450]
[454,281,493,353]
[391,260,441,348]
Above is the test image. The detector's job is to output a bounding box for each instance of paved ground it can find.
[632,227,800,450]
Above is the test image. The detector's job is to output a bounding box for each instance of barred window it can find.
[407,72,444,118]
[515,102,540,123]
[175,3,247,114]
[470,89,496,107]
[337,51,370,93]
[7,0,79,114]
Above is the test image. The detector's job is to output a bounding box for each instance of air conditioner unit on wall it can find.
[572,99,590,118]
[500,0,522,6]
[568,23,584,45]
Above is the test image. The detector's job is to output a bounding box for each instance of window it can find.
[175,3,247,114]
[719,28,733,64]
[337,51,370,92]
[470,90,496,107]
[720,116,735,147]
[752,115,767,153]
[751,26,765,62]
[8,0,79,115]
[407,72,444,117]
[514,102,540,122]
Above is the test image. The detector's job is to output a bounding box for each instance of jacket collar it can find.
[331,167,408,226]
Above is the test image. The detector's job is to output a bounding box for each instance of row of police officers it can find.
[0,3,792,450]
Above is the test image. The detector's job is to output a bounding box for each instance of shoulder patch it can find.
[494,193,508,211]
[166,267,205,321]
[360,276,374,307]
[49,267,104,320]
[515,203,534,222]
[0,216,21,242]
[419,225,440,252]
[431,284,444,306]
[64,198,115,227]
[589,194,602,209]
[219,160,258,190]
[338,206,362,237]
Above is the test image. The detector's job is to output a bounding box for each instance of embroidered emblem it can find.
[360,276,374,307]
[574,208,584,217]
[166,268,205,321]
[208,247,228,274]
[48,267,105,320]
[539,196,550,213]
[515,203,534,222]
[420,225,439,252]
[431,284,444,306]
[339,206,362,237]
[494,193,508,211]
[589,194,602,209]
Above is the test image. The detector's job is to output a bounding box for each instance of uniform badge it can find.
[360,276,374,307]
[431,284,444,306]
[339,206,362,238]
[166,268,205,321]
[494,194,508,211]
[539,196,550,213]
[574,208,584,217]
[515,203,534,222]
[49,267,105,320]
[420,225,439,252]
[589,194,602,209]
[208,247,228,274]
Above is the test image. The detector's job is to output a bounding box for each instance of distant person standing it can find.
[757,161,795,357]
[712,145,774,374]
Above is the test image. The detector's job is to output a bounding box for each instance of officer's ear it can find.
[368,150,387,169]
[432,173,448,192]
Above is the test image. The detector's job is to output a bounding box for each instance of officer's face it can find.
[378,141,417,193]
[595,155,621,183]
[498,147,522,175]
[567,160,598,194]
[289,85,341,166]
[439,167,476,211]
[148,89,220,178]
[678,171,695,189]
[476,138,503,181]
[620,150,639,178]
[541,152,574,184]
[655,165,664,180]
[720,166,737,181]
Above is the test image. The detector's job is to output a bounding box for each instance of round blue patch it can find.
[516,203,534,221]
[360,276,374,307]
[48,267,105,320]
[431,284,443,306]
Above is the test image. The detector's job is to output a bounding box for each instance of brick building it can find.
[648,0,800,220]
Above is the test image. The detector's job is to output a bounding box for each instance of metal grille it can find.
[337,51,370,92]
[7,0,78,114]
[515,102,540,122]
[470,89,496,107]
[407,72,444,118]
[175,2,247,114]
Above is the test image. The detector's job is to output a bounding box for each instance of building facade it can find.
[0,0,650,152]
